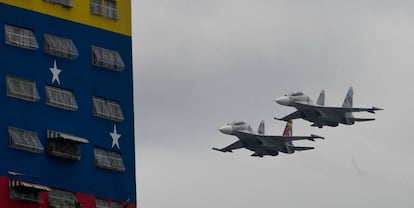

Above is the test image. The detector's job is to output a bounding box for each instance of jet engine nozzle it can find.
[219,125,233,135]
[275,96,292,106]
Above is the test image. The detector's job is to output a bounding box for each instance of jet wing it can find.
[212,141,244,153]
[289,146,315,151]
[259,134,324,143]
[238,131,324,143]
[274,110,304,121]
[295,103,383,114]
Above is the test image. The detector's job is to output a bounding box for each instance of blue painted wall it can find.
[0,3,136,203]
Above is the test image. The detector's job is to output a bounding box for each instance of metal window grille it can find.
[96,198,109,208]
[107,101,124,121]
[108,151,125,171]
[103,0,118,19]
[9,180,50,204]
[94,148,125,171]
[4,24,39,49]
[10,188,41,203]
[93,97,124,121]
[48,189,77,208]
[44,34,78,60]
[45,86,78,111]
[94,148,112,169]
[46,130,88,160]
[6,76,40,101]
[8,126,44,153]
[47,139,81,160]
[96,199,123,208]
[90,0,103,15]
[91,46,124,71]
[93,97,108,118]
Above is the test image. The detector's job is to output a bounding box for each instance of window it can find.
[45,86,78,111]
[103,0,118,19]
[47,130,89,160]
[44,34,78,60]
[44,0,74,7]
[90,0,119,20]
[90,0,103,15]
[8,126,44,153]
[6,76,40,102]
[4,24,38,50]
[48,189,78,208]
[9,180,51,204]
[96,198,123,208]
[91,46,124,71]
[93,97,124,121]
[94,147,125,171]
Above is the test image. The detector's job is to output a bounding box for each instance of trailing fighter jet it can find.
[212,120,323,157]
[275,87,383,128]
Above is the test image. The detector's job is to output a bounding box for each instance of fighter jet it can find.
[212,120,324,157]
[275,87,383,128]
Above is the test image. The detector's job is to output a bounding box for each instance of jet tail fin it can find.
[257,120,265,134]
[342,87,353,108]
[316,90,325,106]
[282,121,292,136]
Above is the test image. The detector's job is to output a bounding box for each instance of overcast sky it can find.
[132,1,414,207]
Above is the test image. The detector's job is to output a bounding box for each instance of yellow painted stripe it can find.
[0,0,131,36]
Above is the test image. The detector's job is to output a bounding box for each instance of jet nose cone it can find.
[219,125,233,135]
[275,96,291,106]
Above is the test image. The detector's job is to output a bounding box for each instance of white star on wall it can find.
[50,60,61,85]
[110,124,121,149]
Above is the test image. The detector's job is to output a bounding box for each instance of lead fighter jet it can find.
[275,87,383,128]
[212,120,323,157]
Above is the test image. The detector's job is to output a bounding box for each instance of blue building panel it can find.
[0,3,136,206]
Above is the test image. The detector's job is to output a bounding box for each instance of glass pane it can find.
[103,0,118,19]
[46,86,78,111]
[44,34,78,60]
[108,151,125,171]
[91,46,124,71]
[6,76,39,101]
[107,101,124,121]
[96,198,110,208]
[4,25,39,49]
[93,97,109,117]
[48,189,76,208]
[8,127,44,153]
[94,148,112,168]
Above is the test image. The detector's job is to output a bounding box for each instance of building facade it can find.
[0,0,136,207]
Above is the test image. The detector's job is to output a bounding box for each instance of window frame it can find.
[48,189,77,208]
[90,0,119,20]
[9,180,50,204]
[94,147,125,172]
[46,130,89,160]
[43,33,78,60]
[93,96,124,121]
[91,45,125,71]
[103,0,119,19]
[8,126,44,153]
[96,198,123,208]
[6,75,40,102]
[4,24,39,50]
[45,86,78,111]
[47,138,81,160]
